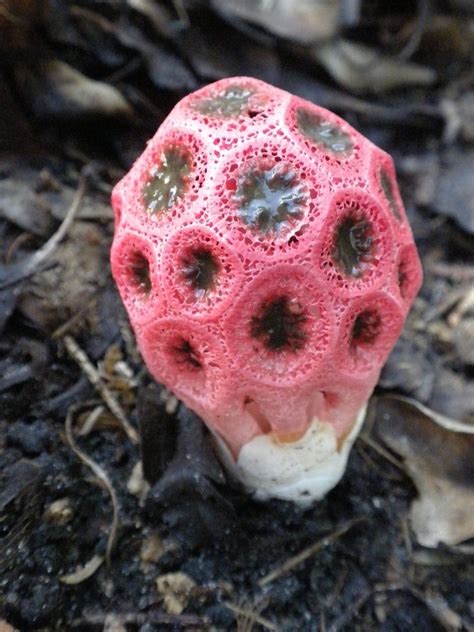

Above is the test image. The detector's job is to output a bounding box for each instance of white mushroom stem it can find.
[215,404,367,506]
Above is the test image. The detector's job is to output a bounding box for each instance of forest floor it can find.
[1,1,473,630]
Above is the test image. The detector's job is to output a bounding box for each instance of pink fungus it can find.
[111,77,422,504]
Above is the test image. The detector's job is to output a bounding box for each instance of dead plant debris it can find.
[374,395,474,547]
[1,0,474,629]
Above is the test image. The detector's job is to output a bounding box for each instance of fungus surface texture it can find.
[111,77,422,504]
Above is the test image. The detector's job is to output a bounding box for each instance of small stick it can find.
[326,590,372,632]
[225,601,280,632]
[0,174,87,290]
[359,434,405,470]
[64,335,139,444]
[258,517,366,587]
[52,296,97,339]
[447,286,474,328]
[65,404,120,564]
[78,405,106,437]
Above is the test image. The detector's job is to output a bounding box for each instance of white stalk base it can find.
[216,405,367,507]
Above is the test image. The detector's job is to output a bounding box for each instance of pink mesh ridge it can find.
[110,77,423,458]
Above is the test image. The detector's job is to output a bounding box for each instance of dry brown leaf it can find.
[212,0,342,44]
[0,621,19,632]
[0,0,47,52]
[314,39,436,93]
[374,396,474,547]
[13,59,133,120]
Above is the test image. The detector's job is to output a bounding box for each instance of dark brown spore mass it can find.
[333,214,374,278]
[192,85,255,117]
[251,296,307,352]
[181,248,220,294]
[129,251,151,295]
[174,338,202,369]
[351,310,381,346]
[143,147,190,214]
[296,107,353,155]
[236,165,306,233]
[380,168,401,221]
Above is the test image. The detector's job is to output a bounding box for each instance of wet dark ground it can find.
[1,1,474,630]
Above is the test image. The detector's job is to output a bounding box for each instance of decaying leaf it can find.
[429,367,474,427]
[0,460,46,574]
[314,39,436,93]
[112,21,198,92]
[0,0,48,52]
[127,0,177,38]
[0,177,54,236]
[374,395,474,547]
[18,221,106,331]
[419,15,474,67]
[0,73,35,153]
[453,318,474,365]
[212,0,342,44]
[156,572,197,615]
[0,620,20,632]
[434,148,474,234]
[13,59,133,120]
[380,334,437,403]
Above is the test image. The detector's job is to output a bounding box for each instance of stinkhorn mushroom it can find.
[111,77,422,505]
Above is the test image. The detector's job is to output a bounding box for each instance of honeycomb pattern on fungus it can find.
[111,77,422,459]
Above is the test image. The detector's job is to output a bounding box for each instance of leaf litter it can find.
[1,0,474,630]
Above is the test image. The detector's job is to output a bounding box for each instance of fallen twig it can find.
[326,590,372,632]
[225,600,279,632]
[359,433,405,470]
[65,403,120,565]
[69,611,205,627]
[64,335,139,444]
[0,173,87,290]
[258,517,366,587]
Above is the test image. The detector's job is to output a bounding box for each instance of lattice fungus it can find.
[111,77,422,504]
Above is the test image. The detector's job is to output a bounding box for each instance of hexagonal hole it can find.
[191,84,256,117]
[296,107,353,156]
[126,250,152,296]
[350,309,381,354]
[379,167,401,221]
[143,146,191,215]
[171,336,202,371]
[236,163,306,234]
[181,247,220,297]
[251,295,307,353]
[333,212,375,278]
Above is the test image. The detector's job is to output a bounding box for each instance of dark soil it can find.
[1,1,474,630]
